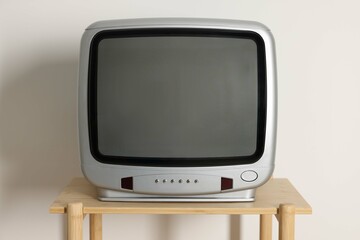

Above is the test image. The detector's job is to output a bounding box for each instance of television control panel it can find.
[121,172,258,195]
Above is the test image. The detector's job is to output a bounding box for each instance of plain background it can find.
[1,0,359,239]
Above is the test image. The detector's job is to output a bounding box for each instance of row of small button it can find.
[155,179,199,184]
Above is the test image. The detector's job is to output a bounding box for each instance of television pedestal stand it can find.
[97,187,256,202]
[49,177,311,240]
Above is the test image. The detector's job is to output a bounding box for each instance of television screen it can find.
[88,29,266,166]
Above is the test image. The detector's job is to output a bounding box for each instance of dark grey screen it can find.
[97,36,258,158]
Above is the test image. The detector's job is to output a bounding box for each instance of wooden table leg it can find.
[90,214,102,240]
[260,214,272,240]
[279,204,295,240]
[67,202,83,240]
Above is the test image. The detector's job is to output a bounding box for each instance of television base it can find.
[97,188,256,202]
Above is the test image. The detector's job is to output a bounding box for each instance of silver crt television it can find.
[78,18,277,202]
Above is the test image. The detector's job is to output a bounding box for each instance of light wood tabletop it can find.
[49,177,311,215]
[49,178,311,240]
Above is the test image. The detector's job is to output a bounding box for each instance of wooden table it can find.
[49,178,311,240]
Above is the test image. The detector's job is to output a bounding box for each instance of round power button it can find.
[241,170,258,182]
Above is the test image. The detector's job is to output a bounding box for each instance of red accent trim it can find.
[221,177,233,191]
[121,177,133,190]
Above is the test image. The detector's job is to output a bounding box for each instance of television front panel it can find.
[78,18,277,201]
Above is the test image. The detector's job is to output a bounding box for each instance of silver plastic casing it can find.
[78,18,277,202]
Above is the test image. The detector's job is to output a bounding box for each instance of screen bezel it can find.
[88,28,267,167]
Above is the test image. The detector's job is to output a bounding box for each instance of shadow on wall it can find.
[0,53,80,239]
[156,214,242,240]
[0,54,80,192]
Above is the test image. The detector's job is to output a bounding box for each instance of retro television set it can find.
[78,18,277,202]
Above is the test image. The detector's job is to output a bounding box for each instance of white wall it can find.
[1,1,360,239]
